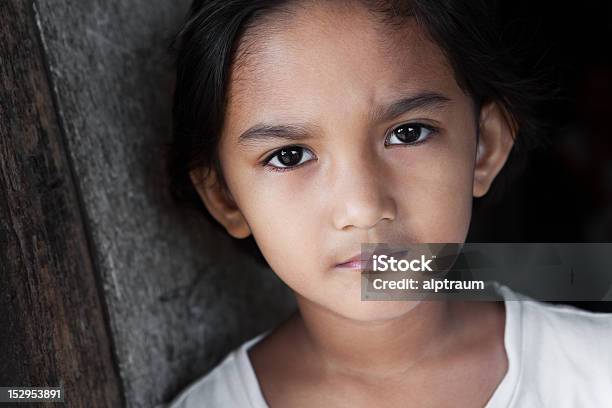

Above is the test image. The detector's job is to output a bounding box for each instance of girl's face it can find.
[194,3,514,321]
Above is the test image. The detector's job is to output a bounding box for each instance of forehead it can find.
[224,2,461,137]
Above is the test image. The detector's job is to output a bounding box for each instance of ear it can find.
[189,167,251,239]
[473,101,517,198]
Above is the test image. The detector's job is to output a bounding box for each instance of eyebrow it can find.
[238,124,314,146]
[237,91,451,146]
[370,91,451,123]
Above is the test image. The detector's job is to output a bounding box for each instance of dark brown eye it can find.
[266,146,315,169]
[385,123,434,146]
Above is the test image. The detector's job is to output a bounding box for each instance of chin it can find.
[332,298,423,323]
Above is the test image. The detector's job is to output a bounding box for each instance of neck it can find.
[294,295,464,379]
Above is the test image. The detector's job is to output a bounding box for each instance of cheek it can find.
[226,169,327,289]
[390,132,476,243]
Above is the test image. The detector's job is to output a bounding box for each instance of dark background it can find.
[470,0,612,241]
[469,1,612,310]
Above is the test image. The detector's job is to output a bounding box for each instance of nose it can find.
[331,151,396,231]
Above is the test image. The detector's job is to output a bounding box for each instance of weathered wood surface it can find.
[0,0,123,406]
[31,0,296,406]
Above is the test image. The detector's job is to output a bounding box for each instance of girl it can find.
[167,1,612,406]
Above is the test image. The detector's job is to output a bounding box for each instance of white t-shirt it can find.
[168,283,612,407]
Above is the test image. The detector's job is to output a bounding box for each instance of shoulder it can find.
[512,296,612,405]
[167,351,244,408]
[495,283,612,354]
[167,333,268,408]
[520,298,612,357]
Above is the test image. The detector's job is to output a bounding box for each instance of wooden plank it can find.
[32,1,296,406]
[0,1,123,406]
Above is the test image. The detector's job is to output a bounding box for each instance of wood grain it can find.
[31,0,296,406]
[0,1,123,406]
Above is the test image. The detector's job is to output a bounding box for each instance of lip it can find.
[336,253,371,269]
[336,260,367,269]
[335,250,413,269]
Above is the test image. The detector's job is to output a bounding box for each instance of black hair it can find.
[167,0,553,221]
